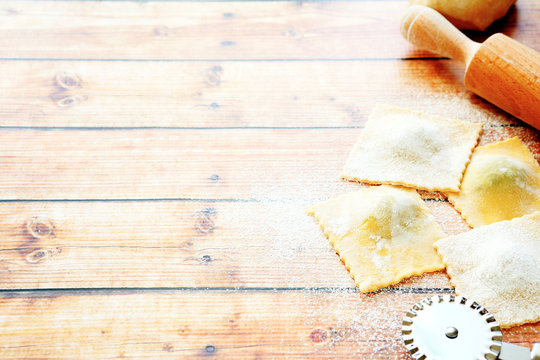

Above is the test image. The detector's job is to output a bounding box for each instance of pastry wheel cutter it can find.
[402,294,540,360]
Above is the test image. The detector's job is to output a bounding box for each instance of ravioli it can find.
[435,212,540,327]
[446,137,540,227]
[341,104,482,192]
[307,185,445,292]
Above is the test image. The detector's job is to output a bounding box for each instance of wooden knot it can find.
[55,72,82,90]
[5,7,20,15]
[26,217,55,239]
[153,26,169,36]
[56,94,87,108]
[345,105,362,124]
[162,343,174,352]
[286,28,304,39]
[51,72,86,108]
[25,247,61,264]
[194,208,216,235]
[203,66,223,87]
[309,329,328,343]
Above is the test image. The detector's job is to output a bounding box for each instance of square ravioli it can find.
[307,185,445,292]
[446,137,540,227]
[434,212,540,327]
[341,104,482,192]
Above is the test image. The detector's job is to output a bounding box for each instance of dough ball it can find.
[410,0,516,31]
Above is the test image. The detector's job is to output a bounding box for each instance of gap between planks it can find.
[0,287,455,296]
[0,198,449,202]
[0,57,448,62]
[0,124,525,130]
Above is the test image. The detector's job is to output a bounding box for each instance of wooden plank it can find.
[0,127,537,201]
[0,291,537,359]
[0,1,537,60]
[0,59,519,128]
[0,200,465,289]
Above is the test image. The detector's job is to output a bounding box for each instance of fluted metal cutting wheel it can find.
[402,294,503,360]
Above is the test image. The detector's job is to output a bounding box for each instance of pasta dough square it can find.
[307,185,445,292]
[446,137,540,227]
[341,104,482,192]
[434,212,540,327]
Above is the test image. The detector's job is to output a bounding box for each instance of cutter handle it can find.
[532,342,540,360]
[500,341,540,360]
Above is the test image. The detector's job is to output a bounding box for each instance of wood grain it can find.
[0,127,537,201]
[0,291,537,359]
[0,200,466,289]
[0,1,537,61]
[401,5,480,65]
[2,0,540,358]
[0,59,519,128]
[465,34,540,130]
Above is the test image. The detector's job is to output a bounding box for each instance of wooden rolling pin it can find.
[400,5,540,129]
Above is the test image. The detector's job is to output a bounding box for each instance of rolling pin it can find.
[400,5,540,129]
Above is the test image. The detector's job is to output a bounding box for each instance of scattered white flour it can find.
[223,102,539,356]
[394,87,518,126]
[435,213,540,327]
[341,104,482,192]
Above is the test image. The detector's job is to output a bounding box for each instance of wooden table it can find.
[1,1,539,358]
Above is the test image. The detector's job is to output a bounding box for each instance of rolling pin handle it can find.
[400,5,481,66]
